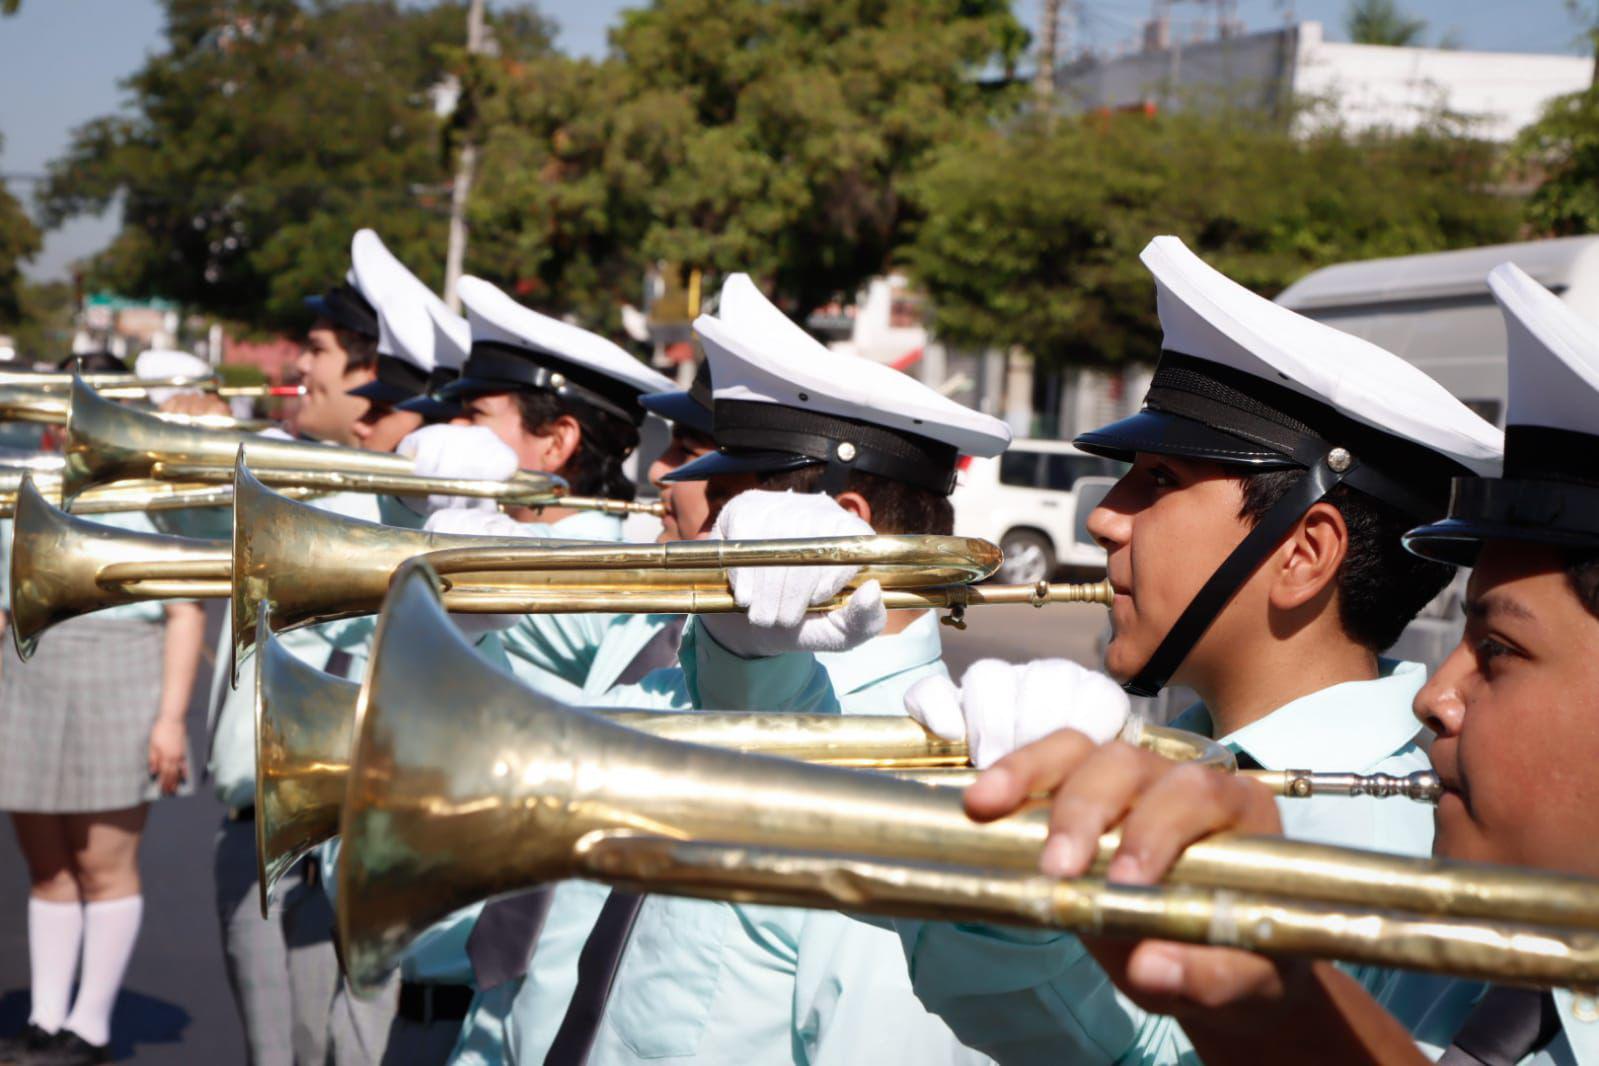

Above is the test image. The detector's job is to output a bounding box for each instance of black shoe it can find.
[19,1030,109,1065]
[0,1024,54,1065]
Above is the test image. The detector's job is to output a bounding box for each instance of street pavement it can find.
[0,602,1113,1063]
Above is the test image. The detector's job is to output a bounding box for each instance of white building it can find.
[1057,20,1593,141]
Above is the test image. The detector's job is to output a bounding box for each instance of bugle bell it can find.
[335,560,1599,995]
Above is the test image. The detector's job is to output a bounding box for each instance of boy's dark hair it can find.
[514,390,640,501]
[1237,470,1454,651]
[57,351,129,374]
[333,328,379,374]
[754,465,954,535]
[1569,551,1599,620]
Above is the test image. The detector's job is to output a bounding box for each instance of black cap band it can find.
[712,398,960,494]
[309,283,379,338]
[1504,425,1599,485]
[375,355,429,397]
[456,341,644,424]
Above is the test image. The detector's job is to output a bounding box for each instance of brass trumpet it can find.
[0,370,216,391]
[0,386,273,431]
[335,561,1599,995]
[60,376,560,501]
[251,595,1433,914]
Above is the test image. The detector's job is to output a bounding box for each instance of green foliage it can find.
[9,280,75,360]
[904,112,1519,368]
[1514,87,1599,236]
[40,1,552,331]
[466,0,1027,324]
[0,135,43,326]
[1344,0,1427,46]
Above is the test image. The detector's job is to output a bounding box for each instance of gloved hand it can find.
[397,424,521,515]
[699,489,887,657]
[421,508,527,635]
[905,658,1131,769]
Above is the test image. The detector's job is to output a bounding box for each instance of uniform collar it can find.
[816,611,943,697]
[1175,659,1427,771]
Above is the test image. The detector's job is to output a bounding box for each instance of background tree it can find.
[40,0,551,331]
[1512,86,1599,235]
[467,0,1028,326]
[905,111,1519,368]
[1344,0,1427,47]
[0,135,43,326]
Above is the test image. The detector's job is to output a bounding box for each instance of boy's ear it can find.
[834,490,874,529]
[1270,500,1348,612]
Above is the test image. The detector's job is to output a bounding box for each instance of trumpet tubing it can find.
[61,377,556,501]
[333,561,1599,994]
[250,603,1226,908]
[0,370,215,391]
[8,477,230,659]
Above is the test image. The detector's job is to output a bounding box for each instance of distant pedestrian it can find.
[0,354,208,1066]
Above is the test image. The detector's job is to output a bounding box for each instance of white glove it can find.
[905,658,1131,769]
[397,424,521,515]
[699,489,887,657]
[420,508,529,635]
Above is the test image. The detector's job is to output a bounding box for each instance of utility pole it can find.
[443,0,486,312]
[1034,0,1062,100]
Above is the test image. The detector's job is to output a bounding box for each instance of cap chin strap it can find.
[1122,450,1353,699]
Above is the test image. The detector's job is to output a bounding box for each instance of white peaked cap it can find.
[1488,262,1599,435]
[424,299,471,372]
[696,274,1012,458]
[457,276,673,397]
[1144,236,1502,476]
[351,229,455,373]
[134,349,210,382]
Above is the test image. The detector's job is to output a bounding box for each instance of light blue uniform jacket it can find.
[1377,972,1599,1063]
[894,660,1436,1066]
[324,505,629,985]
[495,510,627,703]
[494,612,992,1066]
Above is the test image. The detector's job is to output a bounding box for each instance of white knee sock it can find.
[63,895,143,1048]
[27,898,84,1033]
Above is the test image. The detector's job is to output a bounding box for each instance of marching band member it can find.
[474,274,1012,1065]
[443,366,717,1066]
[889,236,1502,1064]
[0,353,208,1066]
[415,275,675,702]
[205,230,501,1066]
[967,261,1599,1065]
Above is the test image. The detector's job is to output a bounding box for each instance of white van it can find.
[951,440,1125,585]
[1276,234,1599,427]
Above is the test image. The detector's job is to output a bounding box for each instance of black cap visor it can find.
[1404,477,1599,566]
[396,394,463,423]
[659,448,817,484]
[640,390,713,436]
[1074,408,1297,469]
[347,379,418,406]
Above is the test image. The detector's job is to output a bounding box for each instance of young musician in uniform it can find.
[962,260,1599,1065]
[887,236,1502,1064]
[473,274,1011,1065]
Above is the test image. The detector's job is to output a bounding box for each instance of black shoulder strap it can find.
[1124,454,1348,698]
[1439,986,1562,1065]
[543,891,646,1065]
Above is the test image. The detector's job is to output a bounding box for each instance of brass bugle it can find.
[251,607,1223,910]
[0,387,272,430]
[335,561,1599,994]
[229,463,1108,669]
[59,377,651,516]
[0,369,215,391]
[4,470,565,661]
[61,376,557,500]
[253,598,1429,913]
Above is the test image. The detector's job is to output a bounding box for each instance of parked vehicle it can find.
[951,440,1125,585]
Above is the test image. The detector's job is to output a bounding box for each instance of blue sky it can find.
[1,0,1589,281]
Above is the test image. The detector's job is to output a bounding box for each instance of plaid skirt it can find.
[0,615,194,813]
